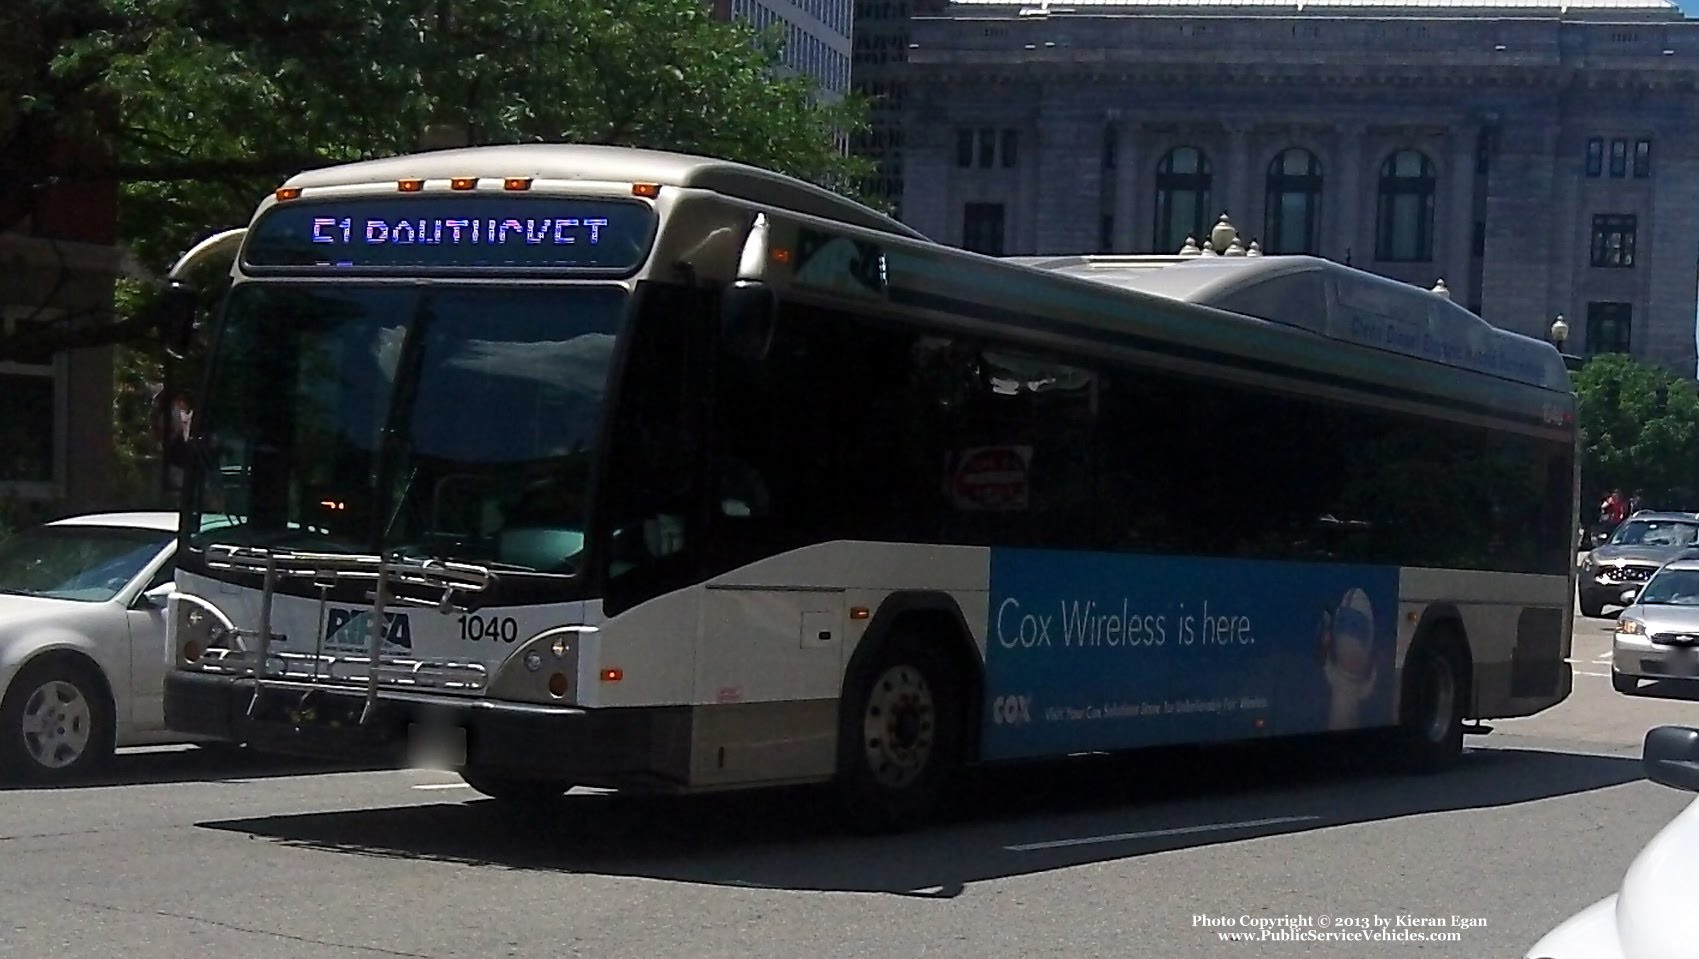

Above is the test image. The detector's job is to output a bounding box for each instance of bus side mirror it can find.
[720,280,776,364]
[154,281,198,360]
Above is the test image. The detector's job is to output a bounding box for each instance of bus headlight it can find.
[488,625,592,704]
[174,595,236,666]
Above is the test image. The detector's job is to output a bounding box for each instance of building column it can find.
[1115,120,1141,252]
[1034,103,1099,254]
[1550,125,1584,343]
[1226,124,1252,235]
[1445,125,1477,307]
[1335,122,1365,265]
[898,82,954,242]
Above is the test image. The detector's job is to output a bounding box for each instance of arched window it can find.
[1264,148,1323,255]
[1375,150,1436,262]
[1153,147,1212,253]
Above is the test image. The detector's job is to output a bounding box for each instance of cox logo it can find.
[991,694,1033,725]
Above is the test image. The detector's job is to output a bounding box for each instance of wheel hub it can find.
[19,680,92,770]
[862,665,936,789]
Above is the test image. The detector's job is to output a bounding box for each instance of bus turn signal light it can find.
[632,183,660,198]
[450,177,477,191]
[600,668,624,683]
[398,179,424,193]
[275,187,302,201]
[850,606,870,620]
[504,177,532,191]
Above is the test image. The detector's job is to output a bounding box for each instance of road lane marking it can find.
[1005,814,1320,852]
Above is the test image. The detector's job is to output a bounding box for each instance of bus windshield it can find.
[189,283,624,574]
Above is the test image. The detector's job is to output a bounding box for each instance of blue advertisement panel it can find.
[982,549,1402,761]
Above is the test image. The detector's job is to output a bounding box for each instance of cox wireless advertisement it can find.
[981,549,1401,760]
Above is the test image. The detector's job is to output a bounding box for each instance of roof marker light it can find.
[504,177,533,191]
[275,187,302,201]
[398,179,424,193]
[450,177,477,191]
[632,183,661,198]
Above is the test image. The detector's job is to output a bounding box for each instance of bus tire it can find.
[836,630,964,834]
[0,656,115,785]
[1391,629,1468,773]
[459,768,572,803]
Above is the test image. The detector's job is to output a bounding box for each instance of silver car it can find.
[0,512,186,783]
[1611,557,1699,694]
[1579,512,1699,619]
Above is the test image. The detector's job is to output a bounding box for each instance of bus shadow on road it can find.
[198,738,1649,895]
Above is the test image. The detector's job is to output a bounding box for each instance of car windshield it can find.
[1637,569,1699,606]
[1610,520,1699,548]
[189,283,623,574]
[0,526,169,602]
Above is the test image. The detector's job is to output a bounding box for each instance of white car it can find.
[0,511,192,783]
[1526,725,1699,959]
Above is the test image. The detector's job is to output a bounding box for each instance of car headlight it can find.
[1580,553,1594,571]
[1617,618,1646,636]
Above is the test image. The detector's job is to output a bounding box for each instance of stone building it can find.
[900,0,1699,371]
[851,0,951,217]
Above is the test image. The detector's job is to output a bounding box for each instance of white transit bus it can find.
[162,144,1577,829]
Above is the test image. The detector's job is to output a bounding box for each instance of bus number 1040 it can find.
[459,614,519,643]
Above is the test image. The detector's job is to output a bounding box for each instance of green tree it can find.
[1574,354,1699,511]
[1,0,873,361]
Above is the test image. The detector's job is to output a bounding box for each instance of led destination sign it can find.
[244,196,656,272]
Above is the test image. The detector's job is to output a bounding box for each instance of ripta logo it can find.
[324,607,413,650]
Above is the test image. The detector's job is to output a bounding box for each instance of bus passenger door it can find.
[689,297,847,786]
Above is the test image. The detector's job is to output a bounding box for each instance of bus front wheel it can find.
[1392,632,1468,773]
[836,633,964,833]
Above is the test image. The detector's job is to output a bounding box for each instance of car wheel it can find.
[0,659,115,785]
[459,768,573,802]
[1391,632,1467,774]
[835,630,964,833]
[1612,670,1638,695]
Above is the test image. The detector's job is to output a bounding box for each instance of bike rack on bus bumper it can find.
[201,545,496,724]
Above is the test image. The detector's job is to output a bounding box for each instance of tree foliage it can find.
[1,0,873,360]
[1574,354,1699,510]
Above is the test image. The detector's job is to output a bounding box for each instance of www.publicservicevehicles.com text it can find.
[1194,914,1481,943]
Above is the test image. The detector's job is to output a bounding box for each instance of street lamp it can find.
[1550,313,1569,350]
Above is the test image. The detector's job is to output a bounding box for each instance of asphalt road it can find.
[2,604,1694,959]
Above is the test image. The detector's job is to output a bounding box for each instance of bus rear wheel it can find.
[459,768,573,803]
[836,634,964,833]
[1392,632,1467,773]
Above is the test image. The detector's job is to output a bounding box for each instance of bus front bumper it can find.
[165,671,686,788]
